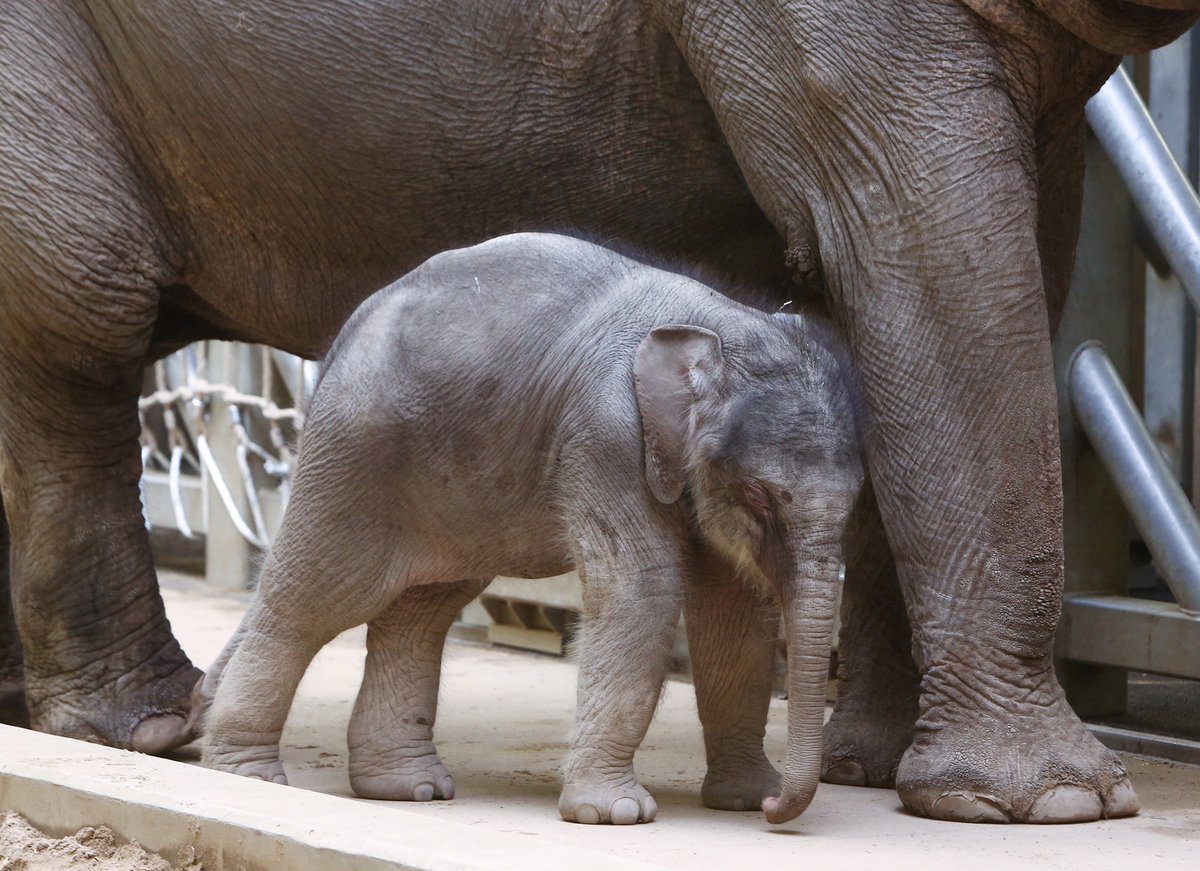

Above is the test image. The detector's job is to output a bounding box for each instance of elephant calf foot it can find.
[821,706,913,789]
[701,755,781,811]
[205,745,289,785]
[559,769,657,825]
[349,744,455,801]
[896,696,1137,824]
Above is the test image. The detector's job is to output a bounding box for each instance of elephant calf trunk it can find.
[762,763,820,824]
[764,556,841,825]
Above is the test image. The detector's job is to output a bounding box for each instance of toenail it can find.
[1028,786,1102,823]
[610,797,641,825]
[1105,780,1139,818]
[824,759,868,787]
[928,791,1008,823]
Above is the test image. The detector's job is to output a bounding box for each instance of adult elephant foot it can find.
[897,687,1136,823]
[701,757,781,811]
[821,708,912,789]
[2,348,204,754]
[28,647,203,754]
[0,676,30,729]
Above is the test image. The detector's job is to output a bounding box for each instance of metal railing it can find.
[1060,66,1200,684]
[139,342,318,587]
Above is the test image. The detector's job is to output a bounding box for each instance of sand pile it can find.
[0,813,199,871]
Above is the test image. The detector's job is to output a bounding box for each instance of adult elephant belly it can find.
[0,0,789,761]
[92,0,791,357]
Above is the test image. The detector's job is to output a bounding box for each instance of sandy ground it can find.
[155,574,1200,870]
[0,813,198,871]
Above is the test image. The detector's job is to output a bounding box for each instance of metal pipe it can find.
[1068,342,1200,615]
[1086,66,1200,312]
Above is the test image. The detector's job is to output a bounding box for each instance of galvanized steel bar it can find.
[1086,66,1200,312]
[1068,342,1200,614]
[1089,723,1200,767]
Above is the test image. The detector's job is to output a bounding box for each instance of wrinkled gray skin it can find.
[1,0,1197,825]
[200,233,864,825]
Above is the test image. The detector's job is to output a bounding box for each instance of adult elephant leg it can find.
[0,357,201,752]
[815,148,1132,823]
[822,184,1133,823]
[0,496,29,727]
[0,0,197,750]
[822,484,918,789]
[683,553,781,811]
[665,0,1132,823]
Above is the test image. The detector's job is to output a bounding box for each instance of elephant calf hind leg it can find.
[347,579,487,802]
[204,618,328,785]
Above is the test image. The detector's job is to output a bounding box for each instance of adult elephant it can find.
[0,0,1195,824]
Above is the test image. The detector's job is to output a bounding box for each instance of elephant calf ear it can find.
[633,325,723,504]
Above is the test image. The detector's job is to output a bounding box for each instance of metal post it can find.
[269,349,319,408]
[1068,342,1200,615]
[1141,39,1196,486]
[203,342,257,590]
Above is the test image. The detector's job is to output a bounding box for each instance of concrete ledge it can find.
[0,726,656,871]
[1061,593,1200,679]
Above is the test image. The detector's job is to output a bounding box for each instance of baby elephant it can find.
[202,233,864,826]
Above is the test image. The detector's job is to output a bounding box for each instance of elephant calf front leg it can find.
[348,579,488,802]
[560,534,682,825]
[683,559,781,811]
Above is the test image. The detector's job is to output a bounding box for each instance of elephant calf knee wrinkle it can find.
[204,232,864,826]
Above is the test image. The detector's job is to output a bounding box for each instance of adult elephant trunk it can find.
[762,550,842,825]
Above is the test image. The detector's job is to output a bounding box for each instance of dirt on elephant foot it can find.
[701,757,781,811]
[895,703,1139,823]
[0,813,200,870]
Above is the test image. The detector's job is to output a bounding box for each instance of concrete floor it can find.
[160,574,1200,870]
